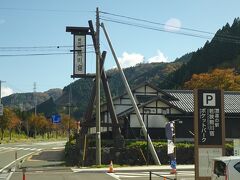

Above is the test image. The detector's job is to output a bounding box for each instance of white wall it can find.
[130,114,168,128]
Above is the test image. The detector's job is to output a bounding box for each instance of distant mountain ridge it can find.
[2,88,62,111]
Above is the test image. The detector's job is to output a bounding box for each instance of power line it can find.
[0,51,95,57]
[0,7,93,14]
[100,11,240,43]
[100,17,212,40]
[100,17,240,44]
[0,44,94,49]
[0,46,71,49]
[100,11,214,35]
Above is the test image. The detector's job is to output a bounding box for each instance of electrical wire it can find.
[100,11,240,43]
[0,45,71,49]
[100,11,214,35]
[0,51,95,57]
[0,44,94,50]
[0,44,95,56]
[0,45,94,48]
[100,17,212,40]
[0,7,93,14]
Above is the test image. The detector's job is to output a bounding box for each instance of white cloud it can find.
[147,50,169,63]
[164,18,181,32]
[1,86,14,97]
[117,52,144,68]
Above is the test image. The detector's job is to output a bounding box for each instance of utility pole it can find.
[68,83,72,141]
[33,82,37,116]
[0,80,6,104]
[95,7,101,165]
[0,80,6,116]
[33,82,37,138]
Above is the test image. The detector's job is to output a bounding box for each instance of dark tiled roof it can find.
[166,90,240,114]
[166,90,193,113]
[117,96,185,117]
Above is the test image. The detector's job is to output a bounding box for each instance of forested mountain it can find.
[2,88,62,111]
[174,52,193,63]
[164,18,240,88]
[55,61,181,118]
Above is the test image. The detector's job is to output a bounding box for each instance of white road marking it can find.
[110,171,195,179]
[0,147,42,152]
[0,151,35,173]
[106,173,121,180]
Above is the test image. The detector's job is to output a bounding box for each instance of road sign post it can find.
[194,89,225,180]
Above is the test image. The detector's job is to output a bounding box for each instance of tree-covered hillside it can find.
[55,61,181,118]
[165,18,240,88]
[2,88,62,111]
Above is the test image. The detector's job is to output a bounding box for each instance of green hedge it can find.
[64,140,234,166]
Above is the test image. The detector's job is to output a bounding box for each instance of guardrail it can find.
[149,171,176,180]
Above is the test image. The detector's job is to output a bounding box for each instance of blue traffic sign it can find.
[52,115,61,123]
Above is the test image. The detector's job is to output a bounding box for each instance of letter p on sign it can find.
[203,93,216,106]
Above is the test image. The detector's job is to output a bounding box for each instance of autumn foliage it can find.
[0,107,77,140]
[0,108,20,140]
[184,68,240,90]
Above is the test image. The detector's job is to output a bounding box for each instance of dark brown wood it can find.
[66,26,91,35]
[80,51,106,136]
[79,20,124,147]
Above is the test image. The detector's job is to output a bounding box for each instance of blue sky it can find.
[0,0,240,96]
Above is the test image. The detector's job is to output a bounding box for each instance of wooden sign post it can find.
[194,89,225,180]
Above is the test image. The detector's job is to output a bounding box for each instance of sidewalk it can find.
[71,164,194,173]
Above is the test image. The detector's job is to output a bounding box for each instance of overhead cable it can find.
[0,51,95,57]
[100,11,214,35]
[100,11,240,42]
[100,17,212,39]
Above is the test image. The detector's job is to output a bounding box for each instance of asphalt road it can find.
[0,141,66,177]
[0,141,194,180]
[10,171,115,180]
[8,171,194,180]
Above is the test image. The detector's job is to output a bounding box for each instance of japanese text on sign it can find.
[200,108,220,143]
[74,35,86,75]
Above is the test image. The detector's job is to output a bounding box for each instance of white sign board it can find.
[198,148,222,177]
[74,35,86,75]
[0,104,3,116]
[234,139,240,156]
[203,93,216,106]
